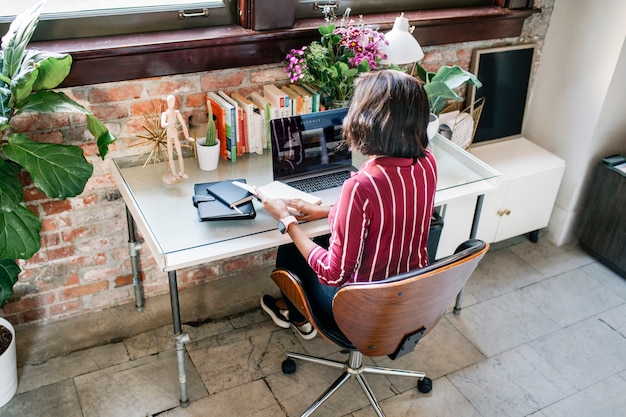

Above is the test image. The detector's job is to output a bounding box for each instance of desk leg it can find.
[454,194,484,314]
[168,270,190,407]
[126,207,144,311]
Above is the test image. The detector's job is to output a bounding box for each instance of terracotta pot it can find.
[0,317,18,408]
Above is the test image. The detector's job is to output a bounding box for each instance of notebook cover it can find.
[193,180,256,221]
[206,179,253,208]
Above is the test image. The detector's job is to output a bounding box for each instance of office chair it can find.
[271,239,489,417]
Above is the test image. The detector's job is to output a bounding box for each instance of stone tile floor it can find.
[2,237,626,416]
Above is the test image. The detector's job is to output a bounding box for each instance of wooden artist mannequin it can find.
[161,94,190,184]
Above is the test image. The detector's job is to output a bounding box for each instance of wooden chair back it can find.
[333,240,488,357]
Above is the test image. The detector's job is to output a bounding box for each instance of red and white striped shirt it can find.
[308,149,437,286]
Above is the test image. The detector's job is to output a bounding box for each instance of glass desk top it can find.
[111,135,499,271]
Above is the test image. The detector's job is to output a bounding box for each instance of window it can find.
[295,0,493,19]
[2,0,495,41]
[1,1,536,86]
[1,1,233,41]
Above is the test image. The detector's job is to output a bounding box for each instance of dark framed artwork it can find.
[469,43,536,143]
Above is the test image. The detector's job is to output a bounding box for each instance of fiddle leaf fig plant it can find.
[0,1,116,306]
[415,63,482,115]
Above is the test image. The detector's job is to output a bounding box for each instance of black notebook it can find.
[206,180,254,208]
[193,179,256,221]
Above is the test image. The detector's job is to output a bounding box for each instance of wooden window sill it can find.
[32,6,539,87]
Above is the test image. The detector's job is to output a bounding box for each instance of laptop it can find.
[269,108,356,205]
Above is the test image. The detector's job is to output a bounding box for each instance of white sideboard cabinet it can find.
[470,137,565,243]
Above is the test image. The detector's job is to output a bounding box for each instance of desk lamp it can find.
[381,13,424,66]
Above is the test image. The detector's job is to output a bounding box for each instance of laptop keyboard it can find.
[287,170,352,193]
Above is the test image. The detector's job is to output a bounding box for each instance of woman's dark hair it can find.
[343,70,430,158]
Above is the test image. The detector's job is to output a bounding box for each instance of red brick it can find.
[186,92,207,109]
[50,300,83,317]
[21,308,48,323]
[61,226,89,243]
[156,80,195,96]
[46,246,76,261]
[130,99,167,118]
[115,274,135,287]
[89,84,143,103]
[42,199,72,216]
[2,293,55,314]
[200,70,245,90]
[60,280,109,301]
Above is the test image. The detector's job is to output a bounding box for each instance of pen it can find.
[233,205,243,215]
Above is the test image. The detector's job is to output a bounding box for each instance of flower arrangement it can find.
[285,9,388,108]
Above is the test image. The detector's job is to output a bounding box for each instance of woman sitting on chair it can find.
[257,70,438,340]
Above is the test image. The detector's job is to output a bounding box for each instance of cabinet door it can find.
[436,195,477,259]
[474,179,509,243]
[494,167,563,242]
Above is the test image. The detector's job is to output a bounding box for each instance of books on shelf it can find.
[204,84,330,162]
[263,84,290,118]
[205,95,229,161]
[232,92,264,155]
[207,92,237,162]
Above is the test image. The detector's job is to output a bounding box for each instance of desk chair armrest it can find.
[271,269,353,348]
[270,269,312,323]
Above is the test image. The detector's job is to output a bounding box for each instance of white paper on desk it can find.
[233,180,322,205]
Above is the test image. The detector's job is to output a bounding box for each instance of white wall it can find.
[523,0,626,245]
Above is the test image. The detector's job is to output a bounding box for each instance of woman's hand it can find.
[283,199,331,222]
[254,188,331,222]
[254,188,291,221]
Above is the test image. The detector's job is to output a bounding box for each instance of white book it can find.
[231,92,259,154]
[232,180,322,206]
[218,91,243,155]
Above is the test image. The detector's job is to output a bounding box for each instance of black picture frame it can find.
[469,43,536,143]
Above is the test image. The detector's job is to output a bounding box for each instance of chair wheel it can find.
[417,377,432,393]
[282,358,296,374]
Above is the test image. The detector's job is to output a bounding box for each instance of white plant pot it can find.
[0,317,18,408]
[197,139,220,171]
[427,113,439,140]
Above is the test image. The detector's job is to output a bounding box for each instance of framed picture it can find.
[469,43,536,143]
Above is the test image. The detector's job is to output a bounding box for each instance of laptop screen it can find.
[270,108,351,181]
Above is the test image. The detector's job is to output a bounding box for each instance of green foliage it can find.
[205,104,218,147]
[0,1,117,306]
[415,63,482,115]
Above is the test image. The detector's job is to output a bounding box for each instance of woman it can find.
[257,70,438,340]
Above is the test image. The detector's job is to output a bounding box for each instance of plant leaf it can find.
[16,91,115,159]
[0,159,23,211]
[0,258,21,306]
[3,132,93,199]
[431,65,482,89]
[1,1,45,79]
[0,203,41,260]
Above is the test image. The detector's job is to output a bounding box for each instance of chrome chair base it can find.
[284,350,429,417]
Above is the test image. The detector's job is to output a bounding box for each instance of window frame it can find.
[29,5,539,87]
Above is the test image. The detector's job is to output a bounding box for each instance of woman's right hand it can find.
[284,199,331,222]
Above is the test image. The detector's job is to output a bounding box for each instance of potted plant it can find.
[414,63,482,116]
[285,8,388,109]
[0,1,116,406]
[196,103,220,171]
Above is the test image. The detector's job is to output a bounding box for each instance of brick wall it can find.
[1,0,554,327]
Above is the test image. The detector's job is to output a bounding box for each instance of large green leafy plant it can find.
[415,63,482,115]
[0,2,116,306]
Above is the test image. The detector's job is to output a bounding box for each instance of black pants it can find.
[275,234,338,324]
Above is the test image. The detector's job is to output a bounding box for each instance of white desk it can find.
[110,134,499,406]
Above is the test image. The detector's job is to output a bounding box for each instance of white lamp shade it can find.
[381,14,424,65]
